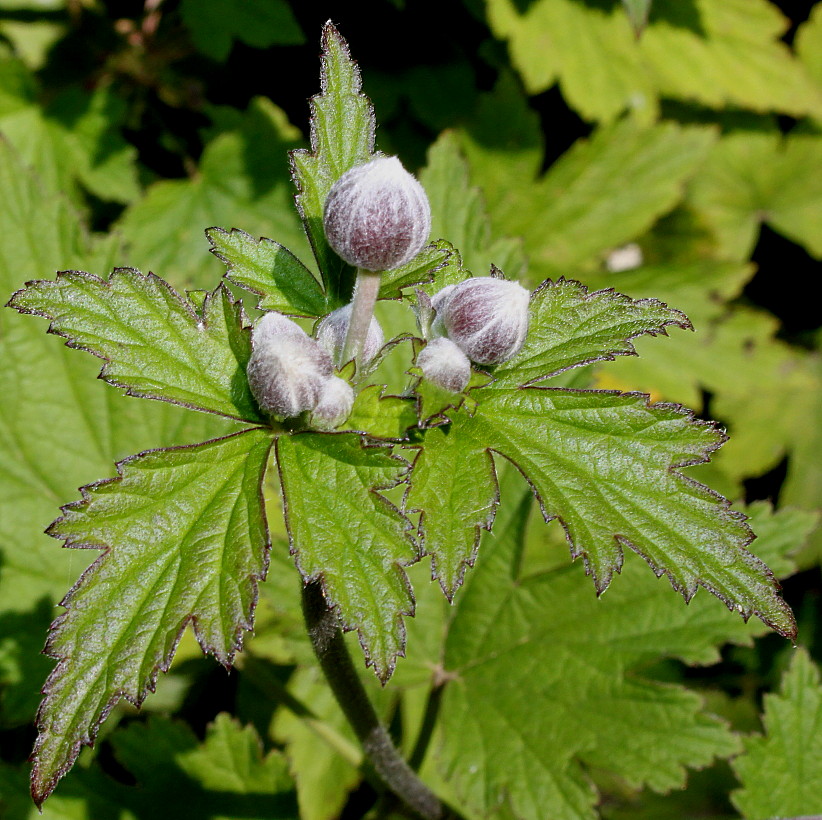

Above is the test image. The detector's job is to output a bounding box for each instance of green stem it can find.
[340,268,381,367]
[301,580,445,820]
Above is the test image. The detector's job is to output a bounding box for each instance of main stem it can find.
[340,268,381,367]
[301,581,445,820]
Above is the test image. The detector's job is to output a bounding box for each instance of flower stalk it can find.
[340,268,382,367]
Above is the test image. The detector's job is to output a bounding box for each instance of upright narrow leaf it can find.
[31,428,275,805]
[276,433,417,680]
[622,0,653,35]
[8,272,263,423]
[732,648,822,819]
[290,23,375,302]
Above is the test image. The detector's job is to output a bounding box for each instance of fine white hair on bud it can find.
[315,303,384,365]
[433,276,530,365]
[416,337,472,394]
[247,312,334,419]
[323,155,432,272]
[309,376,356,431]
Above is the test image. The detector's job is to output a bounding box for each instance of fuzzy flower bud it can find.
[416,337,472,394]
[315,303,384,366]
[309,376,356,431]
[431,277,530,365]
[247,312,333,419]
[323,156,431,271]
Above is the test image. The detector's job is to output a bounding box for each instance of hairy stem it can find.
[301,580,445,820]
[340,268,381,367]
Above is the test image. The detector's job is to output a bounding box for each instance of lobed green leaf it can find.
[276,433,417,681]
[8,270,263,423]
[30,428,275,805]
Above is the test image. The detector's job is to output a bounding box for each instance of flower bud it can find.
[309,376,355,431]
[416,337,472,394]
[432,277,530,365]
[247,312,333,419]
[323,156,431,271]
[315,303,384,366]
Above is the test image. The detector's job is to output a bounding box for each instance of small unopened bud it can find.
[315,304,384,365]
[416,337,471,394]
[309,376,355,431]
[432,277,530,365]
[323,156,431,271]
[247,312,333,419]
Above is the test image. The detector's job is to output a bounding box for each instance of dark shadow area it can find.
[747,224,822,344]
[531,85,592,173]
[744,456,789,505]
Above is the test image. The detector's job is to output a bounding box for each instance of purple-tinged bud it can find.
[416,337,471,394]
[247,312,333,419]
[309,376,355,431]
[315,303,384,365]
[323,156,431,271]
[433,277,530,365]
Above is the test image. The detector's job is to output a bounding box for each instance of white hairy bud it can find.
[309,376,356,431]
[247,312,333,419]
[416,337,472,394]
[315,303,384,366]
[323,156,431,271]
[432,277,530,365]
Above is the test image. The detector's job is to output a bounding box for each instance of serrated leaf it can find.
[732,648,822,819]
[275,433,417,680]
[491,278,690,389]
[180,0,303,61]
[485,0,822,122]
[377,240,453,300]
[687,131,822,260]
[289,23,375,303]
[0,57,139,203]
[0,140,231,727]
[208,227,327,316]
[8,271,263,423]
[118,97,308,288]
[405,426,498,598]
[422,379,795,639]
[30,429,275,805]
[435,469,756,820]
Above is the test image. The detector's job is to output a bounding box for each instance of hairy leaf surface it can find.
[8,271,262,423]
[208,227,327,316]
[276,433,416,680]
[31,429,274,805]
[732,648,822,819]
[290,23,375,302]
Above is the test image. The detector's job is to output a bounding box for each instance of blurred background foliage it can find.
[0,1,821,817]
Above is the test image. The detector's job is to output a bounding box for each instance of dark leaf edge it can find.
[206,226,327,317]
[404,446,500,602]
[275,432,418,682]
[287,21,376,277]
[29,428,276,807]
[377,239,456,300]
[490,276,694,389]
[6,268,264,424]
[486,385,796,639]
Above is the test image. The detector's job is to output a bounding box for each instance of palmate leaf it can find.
[484,0,822,122]
[433,474,806,820]
[7,270,263,423]
[290,23,375,303]
[732,648,822,819]
[30,429,275,806]
[276,433,417,681]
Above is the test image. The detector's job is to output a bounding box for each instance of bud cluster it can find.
[247,312,355,431]
[417,275,530,393]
